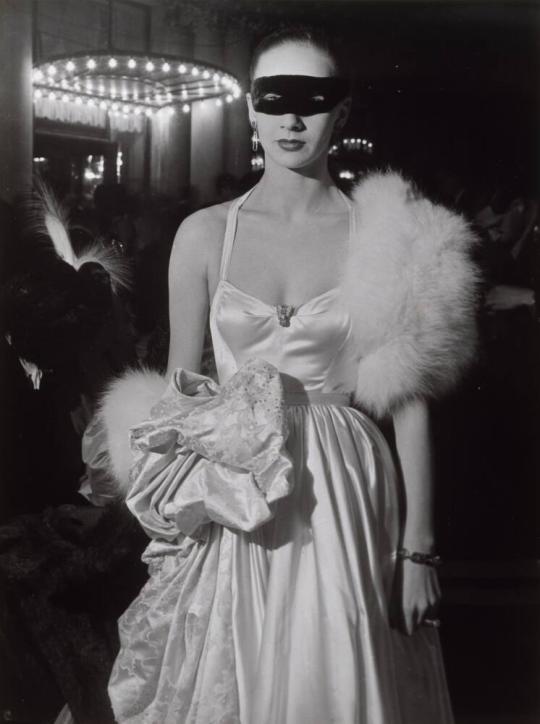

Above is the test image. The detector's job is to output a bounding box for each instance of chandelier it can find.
[32,52,243,119]
[329,138,374,155]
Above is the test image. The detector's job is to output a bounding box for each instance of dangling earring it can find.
[251,122,259,152]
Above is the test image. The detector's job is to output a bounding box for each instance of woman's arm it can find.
[391,398,441,635]
[166,211,216,377]
[393,398,435,551]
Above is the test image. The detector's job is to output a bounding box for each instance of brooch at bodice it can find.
[276,304,295,327]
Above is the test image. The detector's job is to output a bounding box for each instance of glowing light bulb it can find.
[87,59,96,70]
[178,64,186,73]
[62,93,69,102]
[66,61,75,72]
[75,96,82,104]
[47,65,56,76]
[182,103,190,113]
[128,58,137,69]
[100,100,107,109]
[145,61,155,72]
[162,62,170,72]
[203,70,210,79]
[213,73,220,83]
[48,91,56,100]
[191,66,199,76]
[34,89,42,99]
[112,102,119,111]
[225,94,233,103]
[33,69,44,82]
[181,89,188,99]
[145,108,153,117]
[108,58,117,68]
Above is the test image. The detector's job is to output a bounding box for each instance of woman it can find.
[104,26,478,724]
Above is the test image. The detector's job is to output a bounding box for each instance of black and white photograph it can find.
[0,1,538,722]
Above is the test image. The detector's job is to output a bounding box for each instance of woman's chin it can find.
[266,147,324,172]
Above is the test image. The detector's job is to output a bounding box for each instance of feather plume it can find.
[75,242,132,293]
[26,177,132,292]
[28,177,76,266]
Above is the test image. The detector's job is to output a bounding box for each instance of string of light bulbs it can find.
[32,53,242,121]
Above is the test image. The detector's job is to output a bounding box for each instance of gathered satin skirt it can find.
[109,400,454,724]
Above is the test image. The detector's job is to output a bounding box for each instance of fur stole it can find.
[100,368,167,495]
[101,170,480,492]
[340,170,480,418]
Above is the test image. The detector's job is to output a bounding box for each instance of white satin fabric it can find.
[109,188,454,723]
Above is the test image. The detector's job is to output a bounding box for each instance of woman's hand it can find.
[389,559,441,636]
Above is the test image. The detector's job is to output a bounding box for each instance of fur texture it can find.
[100,368,167,495]
[339,170,480,418]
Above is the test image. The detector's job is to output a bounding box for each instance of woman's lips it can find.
[277,139,305,151]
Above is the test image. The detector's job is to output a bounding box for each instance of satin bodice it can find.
[209,188,360,395]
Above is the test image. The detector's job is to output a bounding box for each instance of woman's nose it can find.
[279,114,305,131]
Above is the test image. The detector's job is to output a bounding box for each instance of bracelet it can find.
[396,548,442,567]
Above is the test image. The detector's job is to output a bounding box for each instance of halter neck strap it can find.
[219,187,256,281]
[218,185,356,282]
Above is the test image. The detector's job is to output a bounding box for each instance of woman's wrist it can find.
[401,533,436,554]
[397,548,442,567]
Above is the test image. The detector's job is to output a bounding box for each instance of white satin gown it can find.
[108,188,455,724]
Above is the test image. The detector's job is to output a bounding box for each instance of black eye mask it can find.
[251,75,350,116]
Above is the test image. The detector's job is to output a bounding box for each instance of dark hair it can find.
[249,25,348,86]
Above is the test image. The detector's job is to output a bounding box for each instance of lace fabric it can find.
[126,357,293,541]
[109,358,293,723]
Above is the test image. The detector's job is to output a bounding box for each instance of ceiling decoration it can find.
[33,52,243,121]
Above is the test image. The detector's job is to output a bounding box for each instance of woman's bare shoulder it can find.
[170,198,239,271]
[182,202,226,234]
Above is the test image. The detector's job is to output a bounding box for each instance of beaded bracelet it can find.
[396,548,442,567]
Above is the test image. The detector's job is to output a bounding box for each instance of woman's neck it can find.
[251,156,339,219]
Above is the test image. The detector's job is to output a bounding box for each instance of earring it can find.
[251,122,259,152]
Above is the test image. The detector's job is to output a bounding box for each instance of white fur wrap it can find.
[339,170,479,418]
[100,170,479,491]
[100,367,167,495]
